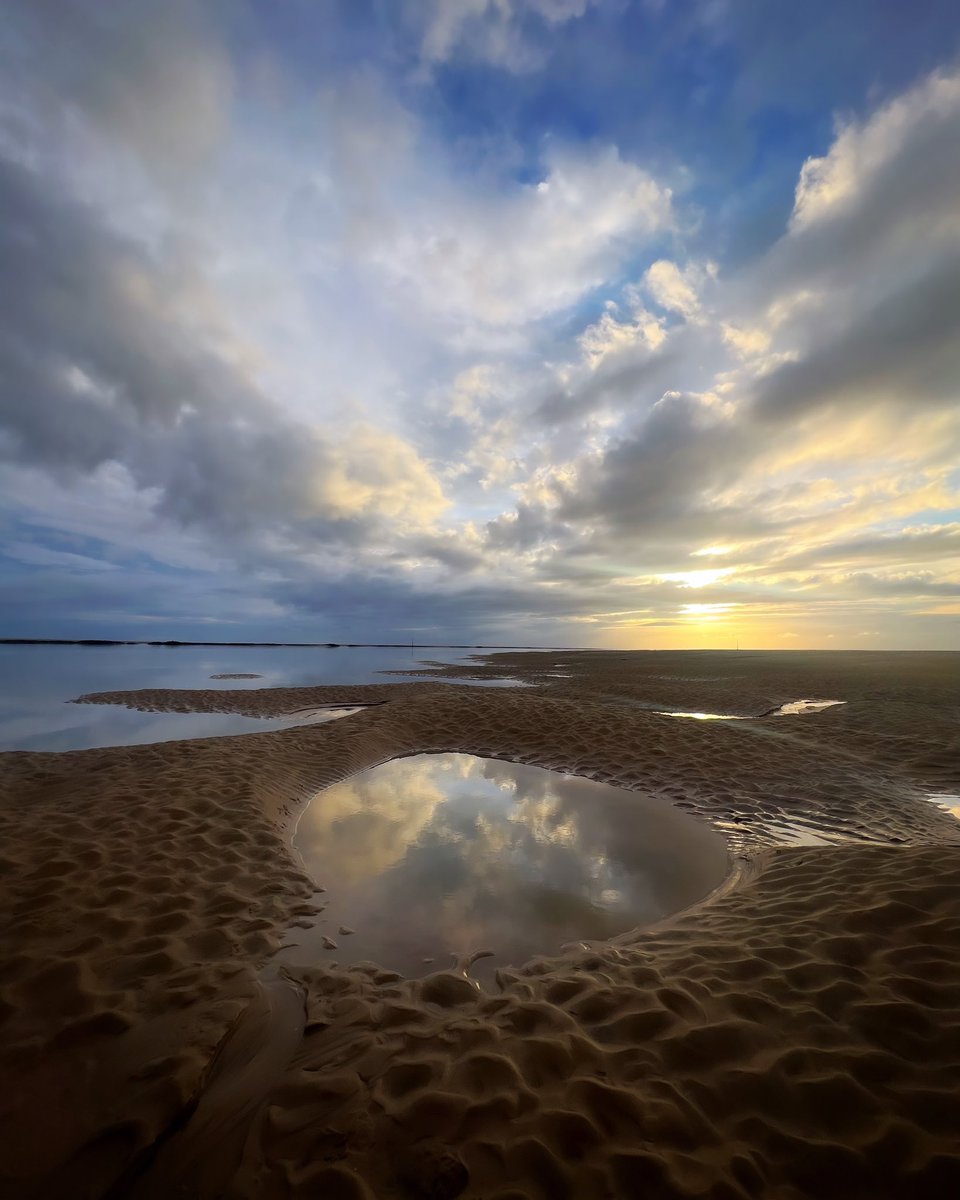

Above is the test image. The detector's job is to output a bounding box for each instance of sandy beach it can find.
[2,649,960,1199]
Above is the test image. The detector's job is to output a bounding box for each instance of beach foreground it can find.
[2,650,960,1198]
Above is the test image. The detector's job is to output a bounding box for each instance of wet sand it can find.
[2,650,960,1198]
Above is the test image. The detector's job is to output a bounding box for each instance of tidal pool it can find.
[772,698,845,715]
[0,702,363,752]
[287,753,729,980]
[928,793,960,821]
[657,698,846,720]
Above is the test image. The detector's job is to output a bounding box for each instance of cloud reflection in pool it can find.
[287,753,729,980]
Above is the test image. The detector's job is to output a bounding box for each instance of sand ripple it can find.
[1,650,958,1198]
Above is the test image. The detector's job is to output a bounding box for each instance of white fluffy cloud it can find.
[315,426,450,525]
[577,302,666,370]
[642,260,711,320]
[351,141,673,326]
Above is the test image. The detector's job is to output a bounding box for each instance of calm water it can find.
[286,753,729,981]
[0,644,518,751]
[657,699,845,720]
[928,793,960,821]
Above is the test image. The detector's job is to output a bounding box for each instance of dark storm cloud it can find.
[765,82,960,292]
[0,154,391,549]
[533,341,680,425]
[753,256,960,423]
[556,391,744,527]
[276,571,586,629]
[0,560,254,632]
[0,156,243,447]
[398,536,486,573]
[838,573,960,598]
[485,503,572,551]
[771,527,960,572]
[3,0,232,179]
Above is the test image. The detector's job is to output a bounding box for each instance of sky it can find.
[0,0,958,649]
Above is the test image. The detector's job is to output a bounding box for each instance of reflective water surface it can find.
[0,704,365,752]
[928,793,960,821]
[773,699,845,715]
[657,698,845,720]
[0,644,518,751]
[287,753,730,980]
[658,710,749,721]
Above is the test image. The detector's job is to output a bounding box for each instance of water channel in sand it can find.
[285,753,730,982]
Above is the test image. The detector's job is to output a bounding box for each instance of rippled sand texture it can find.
[1,650,959,1198]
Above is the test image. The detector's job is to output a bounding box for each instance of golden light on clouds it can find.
[660,568,735,588]
[682,602,737,618]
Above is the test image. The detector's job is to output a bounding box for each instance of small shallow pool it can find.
[1,703,363,752]
[286,753,729,980]
[657,698,846,720]
[928,793,960,821]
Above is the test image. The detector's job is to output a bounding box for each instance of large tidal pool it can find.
[286,753,730,981]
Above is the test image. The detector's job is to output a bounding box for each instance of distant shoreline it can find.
[0,641,953,653]
[0,639,581,649]
[1,641,954,653]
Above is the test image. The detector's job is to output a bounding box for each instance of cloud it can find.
[0,155,448,554]
[3,0,233,181]
[642,259,711,320]
[752,255,960,423]
[790,71,960,233]
[416,0,598,72]
[557,390,741,528]
[771,526,960,572]
[577,298,666,370]
[477,66,960,642]
[251,74,674,346]
[315,426,449,524]
[762,69,960,303]
[485,503,571,551]
[367,142,673,326]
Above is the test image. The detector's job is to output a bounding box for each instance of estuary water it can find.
[0,643,519,751]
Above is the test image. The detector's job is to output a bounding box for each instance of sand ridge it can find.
[2,650,960,1197]
[73,677,960,853]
